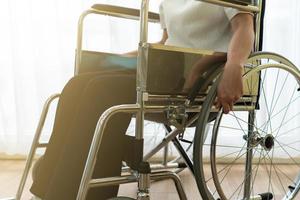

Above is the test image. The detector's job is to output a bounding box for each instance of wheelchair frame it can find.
[4,0,300,200]
[75,1,262,200]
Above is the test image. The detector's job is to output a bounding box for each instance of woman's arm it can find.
[216,13,255,114]
[159,29,169,44]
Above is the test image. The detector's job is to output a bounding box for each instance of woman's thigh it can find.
[31,70,136,200]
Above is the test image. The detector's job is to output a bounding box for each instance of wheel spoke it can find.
[274,138,300,168]
[269,69,281,115]
[273,85,298,138]
[218,148,257,192]
[259,94,300,132]
[261,151,277,199]
[260,75,274,133]
[269,72,289,116]
[268,144,275,195]
[272,110,300,137]
[277,139,300,147]
[275,140,300,154]
[228,151,267,200]
[214,124,251,132]
[206,142,248,183]
[264,151,289,197]
[217,148,252,160]
[250,148,264,197]
[203,143,248,149]
[228,113,265,134]
[265,152,297,185]
[232,112,248,137]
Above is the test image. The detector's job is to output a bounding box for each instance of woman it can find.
[30,0,254,199]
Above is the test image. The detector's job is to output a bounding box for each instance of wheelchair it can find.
[4,0,300,199]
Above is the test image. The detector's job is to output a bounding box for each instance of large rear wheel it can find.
[194,52,300,200]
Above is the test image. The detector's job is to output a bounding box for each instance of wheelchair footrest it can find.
[123,136,144,171]
[258,192,273,200]
[178,162,187,168]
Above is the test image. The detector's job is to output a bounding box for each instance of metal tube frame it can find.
[0,1,260,200]
[163,130,169,166]
[143,113,199,161]
[17,94,60,200]
[0,94,60,200]
[75,10,93,75]
[75,2,187,199]
[243,110,255,199]
[137,2,263,197]
[1,1,264,200]
[122,163,184,173]
[199,0,260,12]
[77,171,187,200]
[76,104,140,200]
[75,1,262,199]
[150,171,188,200]
[76,104,191,200]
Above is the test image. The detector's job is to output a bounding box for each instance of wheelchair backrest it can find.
[258,0,265,51]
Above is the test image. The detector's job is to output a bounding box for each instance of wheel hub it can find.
[245,132,274,151]
[261,134,275,151]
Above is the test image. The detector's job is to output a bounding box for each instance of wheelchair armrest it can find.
[91,4,160,23]
[196,0,260,13]
[214,0,254,6]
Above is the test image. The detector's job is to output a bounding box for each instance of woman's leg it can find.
[30,72,102,197]
[31,71,136,199]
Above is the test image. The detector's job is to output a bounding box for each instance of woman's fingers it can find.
[216,96,237,114]
[222,102,231,114]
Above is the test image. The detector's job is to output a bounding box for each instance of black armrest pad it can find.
[217,0,254,6]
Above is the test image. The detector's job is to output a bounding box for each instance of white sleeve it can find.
[224,7,253,21]
[159,3,167,29]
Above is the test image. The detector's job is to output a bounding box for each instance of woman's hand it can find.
[216,63,244,114]
[216,13,254,114]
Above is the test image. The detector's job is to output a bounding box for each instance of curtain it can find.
[0,0,299,158]
[256,0,300,158]
[0,0,161,157]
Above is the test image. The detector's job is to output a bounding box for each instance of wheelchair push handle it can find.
[196,0,260,13]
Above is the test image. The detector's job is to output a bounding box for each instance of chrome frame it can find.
[199,0,260,12]
[75,104,189,200]
[3,1,264,200]
[0,94,60,200]
[76,1,262,200]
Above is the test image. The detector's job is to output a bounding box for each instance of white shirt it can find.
[159,0,244,52]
